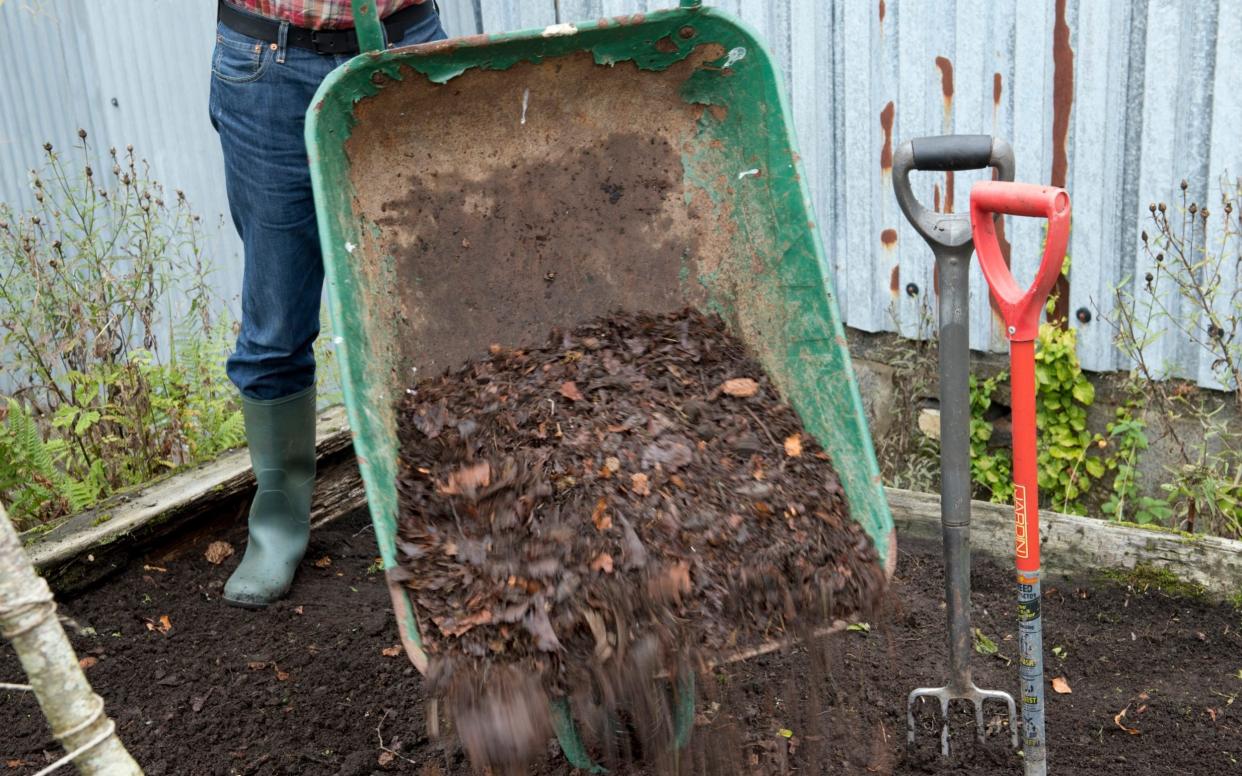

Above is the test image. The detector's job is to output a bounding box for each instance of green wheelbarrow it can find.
[305,0,897,769]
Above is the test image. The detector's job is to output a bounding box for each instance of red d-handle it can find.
[969,181,1071,341]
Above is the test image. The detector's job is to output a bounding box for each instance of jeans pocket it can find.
[212,25,272,84]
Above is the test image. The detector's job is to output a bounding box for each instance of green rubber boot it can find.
[223,385,317,608]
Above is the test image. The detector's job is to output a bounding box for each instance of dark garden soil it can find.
[1,507,1239,775]
[2,309,1239,774]
[391,309,886,771]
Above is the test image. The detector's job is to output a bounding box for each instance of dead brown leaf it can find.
[204,541,234,565]
[275,668,290,681]
[591,497,612,531]
[1207,708,1218,722]
[6,760,26,769]
[600,457,621,478]
[591,552,615,574]
[784,434,803,457]
[144,615,172,634]
[247,661,268,671]
[313,556,332,569]
[1114,707,1141,735]
[78,656,98,670]
[437,461,491,495]
[381,645,402,657]
[648,561,692,604]
[435,609,493,638]
[293,606,304,615]
[1051,677,1072,694]
[378,751,395,767]
[631,472,651,496]
[721,377,759,398]
[559,381,584,402]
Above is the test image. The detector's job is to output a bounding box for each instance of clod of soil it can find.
[392,308,887,771]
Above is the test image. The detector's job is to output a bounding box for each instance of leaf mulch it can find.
[392,308,887,771]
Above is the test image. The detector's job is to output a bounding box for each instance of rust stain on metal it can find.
[933,183,941,213]
[654,35,678,53]
[879,0,886,25]
[880,228,898,248]
[944,171,954,213]
[708,105,728,122]
[934,56,954,101]
[993,72,1003,107]
[879,101,895,171]
[889,265,899,294]
[932,263,940,296]
[1049,0,1074,324]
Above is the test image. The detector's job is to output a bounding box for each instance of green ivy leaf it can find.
[1071,380,1095,405]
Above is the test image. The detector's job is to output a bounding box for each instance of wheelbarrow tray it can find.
[305,0,894,713]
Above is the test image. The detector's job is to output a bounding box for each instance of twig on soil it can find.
[743,406,781,451]
[376,709,419,766]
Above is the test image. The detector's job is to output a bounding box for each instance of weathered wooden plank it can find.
[27,408,359,592]
[887,486,1242,598]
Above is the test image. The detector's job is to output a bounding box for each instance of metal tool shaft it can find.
[935,242,976,695]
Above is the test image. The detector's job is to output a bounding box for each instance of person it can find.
[209,0,447,607]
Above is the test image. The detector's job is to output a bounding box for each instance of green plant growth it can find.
[0,135,247,530]
[969,322,1105,513]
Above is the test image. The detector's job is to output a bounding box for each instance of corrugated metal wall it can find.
[2,0,1239,386]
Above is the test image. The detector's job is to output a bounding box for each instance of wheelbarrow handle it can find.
[968,181,1071,342]
[892,135,1014,249]
[350,0,389,53]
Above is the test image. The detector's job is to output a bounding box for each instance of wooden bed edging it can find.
[27,407,367,594]
[886,487,1242,599]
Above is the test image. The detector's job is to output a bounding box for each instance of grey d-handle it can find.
[892,135,1014,249]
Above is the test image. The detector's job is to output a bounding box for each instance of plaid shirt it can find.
[225,0,427,30]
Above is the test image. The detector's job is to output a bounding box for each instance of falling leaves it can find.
[313,556,333,569]
[559,381,584,402]
[381,645,403,657]
[648,561,691,603]
[721,377,759,398]
[204,541,234,565]
[437,461,491,495]
[591,497,612,531]
[630,472,650,496]
[590,552,615,574]
[1051,677,1072,694]
[783,434,802,457]
[434,609,493,638]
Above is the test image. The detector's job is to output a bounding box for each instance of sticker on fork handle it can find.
[1013,484,1029,560]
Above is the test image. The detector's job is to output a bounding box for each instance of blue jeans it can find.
[209,10,447,400]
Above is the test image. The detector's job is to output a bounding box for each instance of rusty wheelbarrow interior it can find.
[306,0,896,767]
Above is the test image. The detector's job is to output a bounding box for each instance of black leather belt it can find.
[217,0,437,55]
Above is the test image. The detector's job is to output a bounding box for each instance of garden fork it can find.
[892,135,1019,755]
